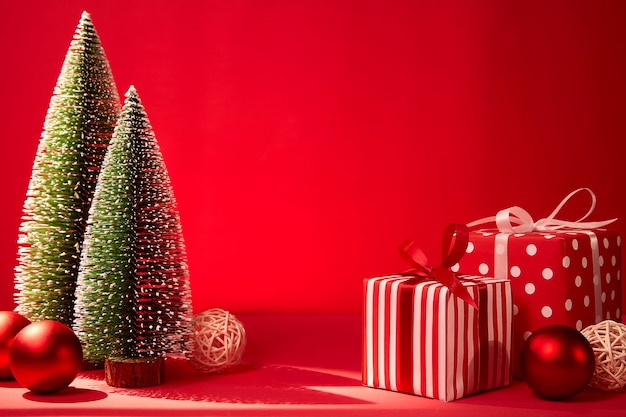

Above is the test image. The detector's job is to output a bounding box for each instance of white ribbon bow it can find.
[467,188,617,233]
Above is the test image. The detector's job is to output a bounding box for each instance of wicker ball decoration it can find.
[189,308,247,373]
[581,320,626,391]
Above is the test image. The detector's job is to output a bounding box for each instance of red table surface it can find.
[1,314,625,417]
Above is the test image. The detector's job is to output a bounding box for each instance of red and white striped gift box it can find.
[362,274,513,401]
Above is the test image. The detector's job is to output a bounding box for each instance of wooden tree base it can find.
[104,357,164,388]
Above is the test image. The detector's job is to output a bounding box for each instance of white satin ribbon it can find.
[467,188,617,233]
[579,230,604,323]
[468,188,614,322]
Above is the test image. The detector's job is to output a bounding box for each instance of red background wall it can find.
[0,0,625,315]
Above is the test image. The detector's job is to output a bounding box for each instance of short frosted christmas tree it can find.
[73,86,193,380]
[14,11,120,326]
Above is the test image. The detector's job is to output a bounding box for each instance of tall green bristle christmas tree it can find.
[14,11,120,326]
[73,86,192,376]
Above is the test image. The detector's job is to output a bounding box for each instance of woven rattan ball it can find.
[581,320,626,391]
[190,308,246,373]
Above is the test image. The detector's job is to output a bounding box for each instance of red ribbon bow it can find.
[398,223,478,310]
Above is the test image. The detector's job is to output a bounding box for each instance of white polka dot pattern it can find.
[565,299,572,311]
[454,228,622,378]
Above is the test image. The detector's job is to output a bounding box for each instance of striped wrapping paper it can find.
[363,275,513,401]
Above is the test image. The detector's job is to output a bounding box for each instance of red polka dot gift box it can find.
[456,189,621,379]
[363,225,514,401]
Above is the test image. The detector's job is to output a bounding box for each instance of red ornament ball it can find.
[520,324,595,400]
[9,320,83,394]
[0,311,31,379]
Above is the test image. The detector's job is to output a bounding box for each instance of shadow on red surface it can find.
[457,379,626,414]
[79,358,370,405]
[0,379,22,389]
[23,386,108,403]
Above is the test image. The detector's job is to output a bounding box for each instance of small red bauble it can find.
[520,324,595,400]
[0,311,31,379]
[9,320,83,394]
